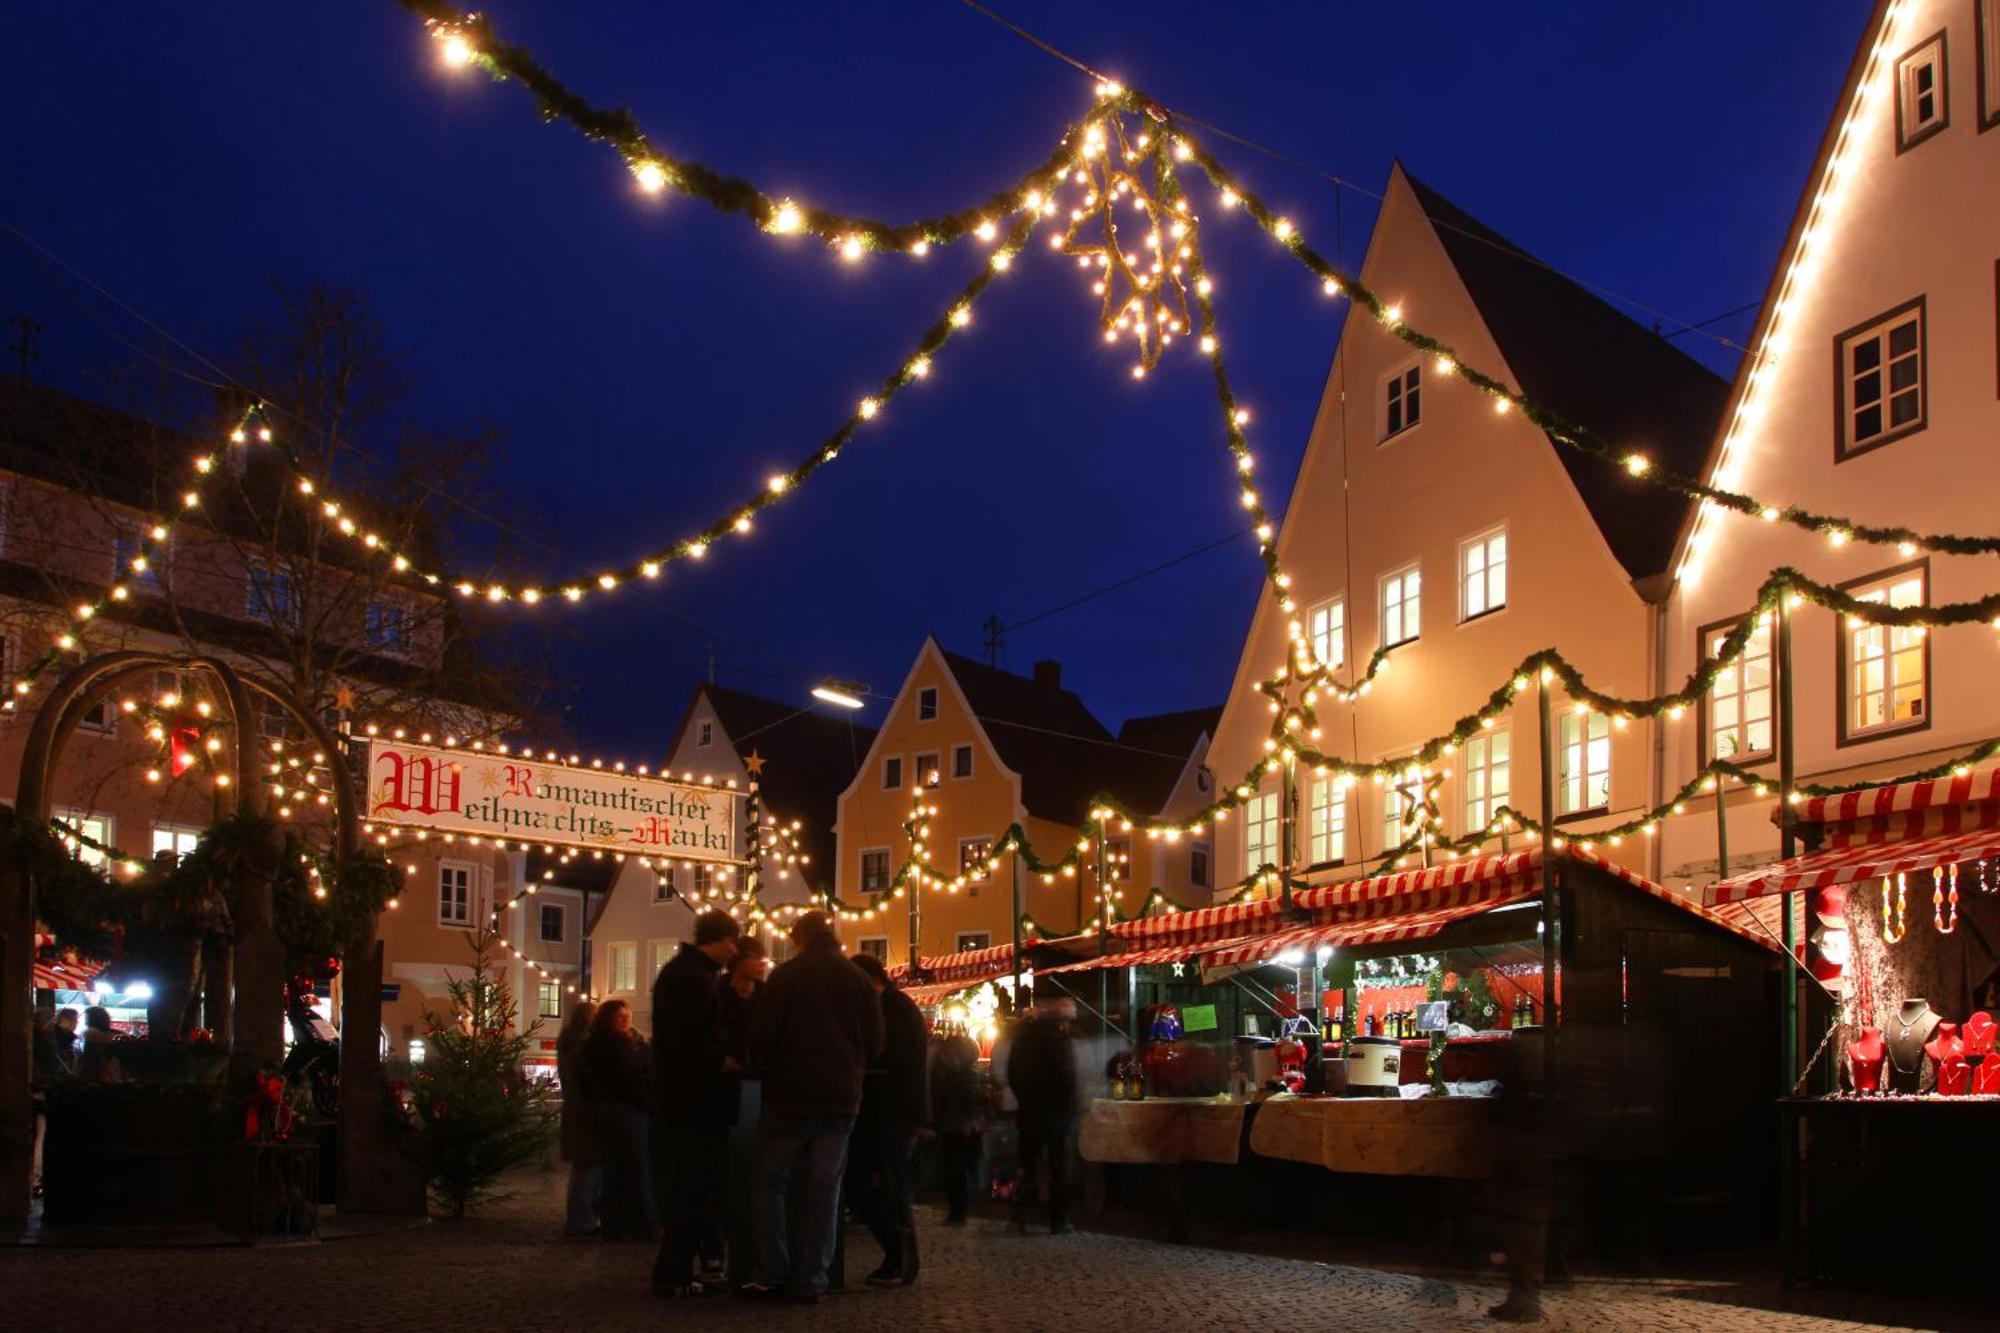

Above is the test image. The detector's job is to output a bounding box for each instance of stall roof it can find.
[890,939,1027,992]
[1201,884,1542,969]
[1706,823,2000,904]
[1792,767,2000,830]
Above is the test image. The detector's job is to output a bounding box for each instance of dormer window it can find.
[1895,31,1948,152]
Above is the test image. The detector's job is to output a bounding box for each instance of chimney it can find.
[1032,660,1062,693]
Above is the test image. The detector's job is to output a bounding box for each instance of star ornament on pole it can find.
[1393,768,1447,853]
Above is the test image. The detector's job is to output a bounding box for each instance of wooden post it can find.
[1536,676,1558,1084]
[1010,846,1024,1006]
[1776,597,1800,1281]
[1714,775,1731,881]
[1280,754,1296,913]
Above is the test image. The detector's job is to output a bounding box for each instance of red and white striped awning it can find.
[889,939,1029,986]
[1705,824,2000,904]
[33,958,96,991]
[1792,767,2000,829]
[1201,883,1542,969]
[1036,942,1222,976]
[1109,895,1287,948]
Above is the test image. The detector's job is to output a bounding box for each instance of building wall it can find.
[1660,0,2000,889]
[1207,168,1662,900]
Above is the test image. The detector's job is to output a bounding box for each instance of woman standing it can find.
[76,1006,121,1082]
[555,1000,599,1238]
[583,999,658,1241]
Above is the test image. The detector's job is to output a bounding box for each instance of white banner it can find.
[362,739,740,861]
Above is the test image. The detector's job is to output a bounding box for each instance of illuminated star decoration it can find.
[1393,770,1446,838]
[744,750,767,777]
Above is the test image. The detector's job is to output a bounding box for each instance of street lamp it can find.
[810,680,866,710]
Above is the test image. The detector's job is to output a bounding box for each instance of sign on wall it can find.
[363,739,741,862]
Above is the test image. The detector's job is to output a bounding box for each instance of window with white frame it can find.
[858,936,889,962]
[1459,527,1507,621]
[1381,564,1421,648]
[915,753,941,787]
[1243,789,1279,873]
[610,943,637,993]
[1706,617,1774,761]
[1382,362,1421,438]
[1462,730,1510,831]
[1837,299,1926,456]
[651,939,675,982]
[917,687,939,721]
[882,755,903,790]
[959,837,994,881]
[1383,784,1413,852]
[1307,777,1347,866]
[652,869,675,903]
[539,902,565,943]
[438,862,474,927]
[860,848,892,894]
[247,560,294,625]
[1190,841,1212,890]
[1980,0,2000,130]
[955,932,991,953]
[1895,30,1949,150]
[59,651,113,733]
[691,863,715,896]
[151,825,202,861]
[1558,711,1612,816]
[1845,567,1929,739]
[1308,596,1345,670]
[951,744,974,779]
[537,980,561,1019]
[56,811,113,869]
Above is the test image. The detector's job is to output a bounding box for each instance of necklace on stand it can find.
[1934,864,1960,934]
[1889,1009,1931,1073]
[1978,859,1997,895]
[1881,873,1907,944]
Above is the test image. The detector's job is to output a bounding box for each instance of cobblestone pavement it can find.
[0,1168,1969,1333]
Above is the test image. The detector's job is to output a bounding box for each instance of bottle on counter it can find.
[1325,1003,1345,1045]
[1110,1053,1130,1100]
[1364,1009,1380,1038]
[1129,1053,1148,1101]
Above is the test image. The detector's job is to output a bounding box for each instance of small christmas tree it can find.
[412,932,555,1218]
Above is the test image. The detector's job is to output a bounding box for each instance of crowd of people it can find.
[28,1003,121,1195]
[554,908,1083,1304]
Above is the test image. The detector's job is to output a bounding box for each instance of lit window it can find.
[1706,617,1773,761]
[858,937,889,962]
[882,756,903,790]
[1558,711,1612,816]
[1243,789,1279,874]
[56,811,113,869]
[1845,568,1928,739]
[1190,842,1212,890]
[951,744,974,779]
[1895,31,1949,150]
[1383,784,1414,852]
[1308,778,1347,866]
[860,848,892,894]
[1459,528,1507,621]
[917,687,939,721]
[691,863,715,896]
[1837,299,1926,456]
[959,837,994,881]
[915,753,941,788]
[1383,363,1421,438]
[955,932,991,953]
[1381,564,1421,648]
[151,825,202,861]
[611,944,637,993]
[1463,731,1510,831]
[539,903,565,943]
[438,863,474,927]
[1307,596,1345,670]
[537,980,561,1019]
[651,939,674,981]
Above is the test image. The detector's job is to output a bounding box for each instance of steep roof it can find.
[937,651,1213,825]
[1403,172,1731,583]
[678,683,876,892]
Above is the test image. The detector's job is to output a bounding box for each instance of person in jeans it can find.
[928,1030,987,1225]
[554,1000,600,1237]
[742,912,882,1303]
[583,999,659,1241]
[649,909,740,1298]
[1005,998,1080,1234]
[850,952,929,1286]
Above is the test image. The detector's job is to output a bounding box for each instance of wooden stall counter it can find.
[1078,1096,1248,1166]
[1249,1094,1496,1179]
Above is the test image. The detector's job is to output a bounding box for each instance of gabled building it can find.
[585,682,873,1029]
[831,638,1218,969]
[1660,0,2000,887]
[1206,165,1729,897]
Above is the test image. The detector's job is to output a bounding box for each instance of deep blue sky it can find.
[2,2,1869,758]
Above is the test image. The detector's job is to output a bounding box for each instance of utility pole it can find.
[7,316,41,381]
[981,615,1004,667]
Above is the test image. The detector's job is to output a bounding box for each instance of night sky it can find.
[2,2,1869,758]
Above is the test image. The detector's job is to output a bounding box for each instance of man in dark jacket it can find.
[650,908,740,1298]
[1005,998,1081,1234]
[851,952,929,1286]
[742,912,883,1302]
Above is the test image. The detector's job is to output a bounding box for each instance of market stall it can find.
[1062,845,1779,1251]
[1705,768,2000,1292]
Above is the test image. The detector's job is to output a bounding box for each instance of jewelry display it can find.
[1932,863,1959,934]
[1880,872,1907,945]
